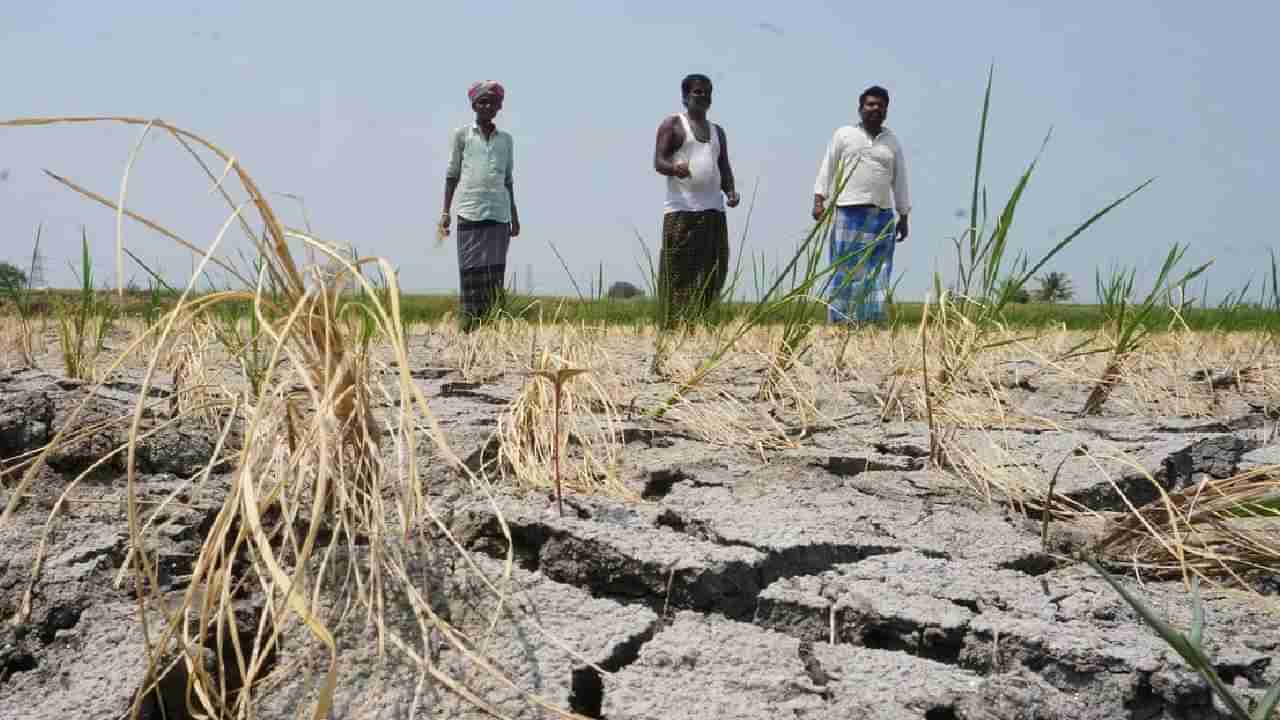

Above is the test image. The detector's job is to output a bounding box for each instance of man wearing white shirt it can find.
[812,86,910,324]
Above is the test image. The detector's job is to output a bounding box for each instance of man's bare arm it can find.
[442,176,459,228]
[716,125,739,207]
[654,116,689,177]
[506,179,520,237]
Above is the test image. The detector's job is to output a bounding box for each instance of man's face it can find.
[472,93,502,122]
[859,94,887,128]
[682,81,713,113]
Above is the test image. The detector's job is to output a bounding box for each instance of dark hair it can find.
[681,73,713,95]
[859,85,890,106]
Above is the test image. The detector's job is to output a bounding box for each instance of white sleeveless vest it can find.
[664,113,725,213]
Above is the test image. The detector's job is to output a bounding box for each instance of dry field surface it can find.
[1,316,1278,720]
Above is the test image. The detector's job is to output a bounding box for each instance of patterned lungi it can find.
[658,209,729,326]
[456,218,510,330]
[825,205,896,324]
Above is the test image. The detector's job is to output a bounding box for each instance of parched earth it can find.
[0,333,1278,719]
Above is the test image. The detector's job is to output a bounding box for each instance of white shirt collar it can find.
[857,123,891,139]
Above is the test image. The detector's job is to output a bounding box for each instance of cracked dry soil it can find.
[1,332,1278,720]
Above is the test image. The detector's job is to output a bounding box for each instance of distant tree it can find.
[1034,271,1075,303]
[606,280,644,299]
[0,261,27,292]
[998,276,1031,304]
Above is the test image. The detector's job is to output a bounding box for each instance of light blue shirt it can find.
[447,124,514,223]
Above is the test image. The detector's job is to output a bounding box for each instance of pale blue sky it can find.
[3,1,1275,302]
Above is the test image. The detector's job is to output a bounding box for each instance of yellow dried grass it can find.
[0,115,590,720]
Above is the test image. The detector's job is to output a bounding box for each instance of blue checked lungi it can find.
[825,205,897,324]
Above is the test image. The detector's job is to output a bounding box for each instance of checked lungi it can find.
[658,209,730,327]
[456,218,510,330]
[825,205,896,324]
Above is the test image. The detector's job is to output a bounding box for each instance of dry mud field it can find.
[1,321,1278,719]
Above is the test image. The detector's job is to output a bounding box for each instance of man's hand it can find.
[895,215,909,243]
[440,211,451,230]
[812,196,825,222]
[726,190,740,208]
[510,219,521,238]
[672,160,691,178]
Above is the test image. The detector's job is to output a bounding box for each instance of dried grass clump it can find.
[1122,330,1276,420]
[0,316,42,369]
[1093,467,1280,584]
[167,317,237,428]
[651,329,823,453]
[0,116,578,719]
[496,332,632,503]
[665,389,798,455]
[933,327,1280,589]
[440,318,514,382]
[754,350,822,424]
[647,322,724,384]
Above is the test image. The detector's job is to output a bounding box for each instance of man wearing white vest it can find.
[652,73,740,327]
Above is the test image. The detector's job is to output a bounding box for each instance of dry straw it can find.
[0,116,586,719]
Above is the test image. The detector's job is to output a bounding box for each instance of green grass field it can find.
[6,288,1275,333]
[399,293,1280,332]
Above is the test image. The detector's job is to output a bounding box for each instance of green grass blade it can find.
[1268,249,1279,311]
[1018,178,1154,290]
[546,238,586,302]
[630,224,660,297]
[1086,557,1193,656]
[720,176,761,304]
[1188,576,1204,648]
[1087,557,1253,719]
[1255,677,1280,720]
[123,247,178,294]
[28,222,43,291]
[1219,493,1280,518]
[983,129,1051,303]
[969,64,994,267]
[81,227,93,295]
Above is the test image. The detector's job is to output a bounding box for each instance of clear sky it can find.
[3,0,1275,302]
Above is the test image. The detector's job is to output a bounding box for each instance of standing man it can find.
[442,80,520,331]
[812,85,910,324]
[653,73,740,327]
